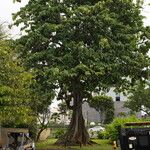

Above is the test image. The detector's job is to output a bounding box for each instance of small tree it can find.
[105,108,115,124]
[35,108,51,141]
[89,95,114,124]
[125,81,150,116]
[0,29,32,126]
[29,80,55,141]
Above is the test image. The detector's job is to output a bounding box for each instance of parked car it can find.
[0,128,35,150]
[88,126,105,138]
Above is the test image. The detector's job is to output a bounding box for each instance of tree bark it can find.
[56,102,90,146]
[56,79,93,146]
[68,104,90,145]
[100,111,105,124]
[36,128,45,142]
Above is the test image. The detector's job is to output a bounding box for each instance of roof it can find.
[125,122,150,126]
[1,128,29,133]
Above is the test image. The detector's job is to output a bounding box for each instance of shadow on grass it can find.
[36,139,113,150]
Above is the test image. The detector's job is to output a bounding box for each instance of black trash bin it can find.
[119,122,150,150]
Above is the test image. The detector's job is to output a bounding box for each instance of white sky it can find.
[0,0,29,38]
[0,0,150,38]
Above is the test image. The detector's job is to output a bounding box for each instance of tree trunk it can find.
[101,111,105,124]
[56,103,90,146]
[56,80,93,146]
[36,128,45,142]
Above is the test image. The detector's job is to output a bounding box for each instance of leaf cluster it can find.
[0,25,33,126]
[13,0,150,109]
[89,95,114,124]
[125,81,150,115]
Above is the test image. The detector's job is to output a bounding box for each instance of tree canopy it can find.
[89,95,114,124]
[0,24,32,127]
[29,79,55,141]
[13,0,150,145]
[125,81,150,115]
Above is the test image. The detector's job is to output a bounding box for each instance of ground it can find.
[36,139,118,150]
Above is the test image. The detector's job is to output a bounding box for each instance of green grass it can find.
[36,139,57,149]
[36,139,115,150]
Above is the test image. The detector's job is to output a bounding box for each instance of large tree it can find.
[13,0,150,145]
[0,25,32,126]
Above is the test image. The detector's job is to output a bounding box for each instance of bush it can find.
[97,130,109,139]
[54,128,66,138]
[97,131,104,139]
[105,116,140,141]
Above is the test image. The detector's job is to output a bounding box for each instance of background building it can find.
[82,89,141,124]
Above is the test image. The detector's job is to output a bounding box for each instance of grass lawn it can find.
[36,139,117,150]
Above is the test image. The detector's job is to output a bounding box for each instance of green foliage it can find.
[58,101,68,115]
[118,112,127,117]
[28,119,38,140]
[27,62,56,141]
[125,81,150,115]
[97,132,104,139]
[89,95,114,124]
[0,24,33,127]
[13,0,21,2]
[0,23,7,40]
[105,116,140,141]
[105,109,115,124]
[97,131,109,140]
[13,0,150,143]
[0,41,33,126]
[51,112,60,123]
[13,0,150,103]
[54,128,66,139]
[29,67,56,119]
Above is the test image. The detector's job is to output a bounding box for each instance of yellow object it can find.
[113,141,117,149]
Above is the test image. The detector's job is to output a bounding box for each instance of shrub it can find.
[97,130,109,139]
[105,116,140,141]
[97,131,105,139]
[54,128,66,138]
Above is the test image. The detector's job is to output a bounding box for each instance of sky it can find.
[0,0,29,38]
